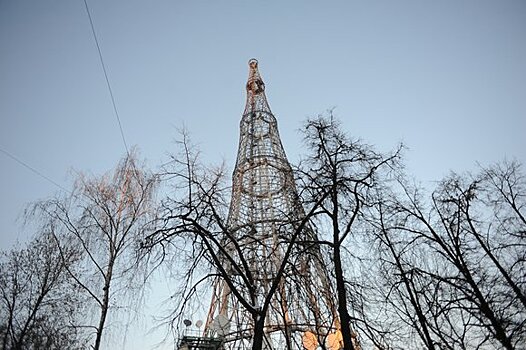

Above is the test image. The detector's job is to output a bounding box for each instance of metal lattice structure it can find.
[201,60,342,350]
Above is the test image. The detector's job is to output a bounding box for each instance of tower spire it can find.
[244,58,270,115]
[202,60,340,350]
[246,58,264,94]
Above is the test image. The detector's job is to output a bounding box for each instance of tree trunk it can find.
[331,181,354,350]
[93,261,114,350]
[333,242,355,350]
[2,306,14,350]
[252,313,266,350]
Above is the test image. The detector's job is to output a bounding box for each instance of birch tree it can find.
[34,151,157,350]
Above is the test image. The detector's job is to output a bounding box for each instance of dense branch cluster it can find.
[1,151,157,350]
[1,116,524,350]
[148,115,524,350]
[364,161,526,349]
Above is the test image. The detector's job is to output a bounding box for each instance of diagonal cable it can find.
[83,0,129,155]
[0,147,71,194]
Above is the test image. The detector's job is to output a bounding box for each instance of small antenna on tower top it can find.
[246,58,265,95]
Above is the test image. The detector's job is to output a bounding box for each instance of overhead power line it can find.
[0,147,71,194]
[2,3,135,200]
[83,0,129,155]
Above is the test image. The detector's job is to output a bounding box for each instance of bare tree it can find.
[34,150,158,350]
[145,115,525,350]
[0,232,84,350]
[297,113,402,350]
[369,160,526,349]
[479,161,526,310]
[145,132,331,350]
[367,190,451,349]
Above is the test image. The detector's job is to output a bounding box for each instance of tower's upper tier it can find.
[243,59,271,115]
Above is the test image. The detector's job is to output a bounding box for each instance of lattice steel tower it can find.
[201,60,341,350]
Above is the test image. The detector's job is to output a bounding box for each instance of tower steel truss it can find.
[201,60,341,350]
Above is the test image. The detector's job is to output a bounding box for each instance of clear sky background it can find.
[1,0,525,349]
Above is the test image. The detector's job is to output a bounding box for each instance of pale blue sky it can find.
[1,0,525,348]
